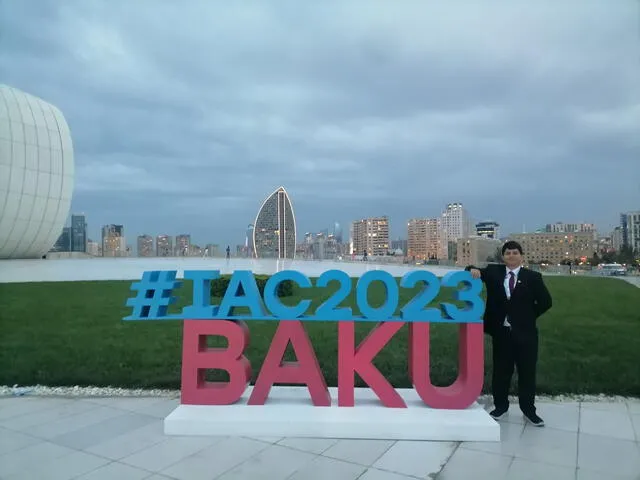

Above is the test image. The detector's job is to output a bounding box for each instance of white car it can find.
[598,263,627,276]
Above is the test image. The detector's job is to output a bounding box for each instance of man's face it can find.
[503,248,523,268]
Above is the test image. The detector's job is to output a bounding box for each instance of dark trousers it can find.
[491,325,539,414]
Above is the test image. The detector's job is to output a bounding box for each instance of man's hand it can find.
[469,268,482,279]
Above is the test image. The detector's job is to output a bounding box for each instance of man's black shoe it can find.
[489,407,508,420]
[523,412,545,427]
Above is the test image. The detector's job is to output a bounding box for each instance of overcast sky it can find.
[1,0,638,248]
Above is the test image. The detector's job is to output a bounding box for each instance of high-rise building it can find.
[333,222,343,244]
[102,224,125,257]
[70,214,87,252]
[245,224,255,258]
[137,234,154,257]
[253,186,297,259]
[204,244,219,257]
[175,234,191,256]
[52,227,71,252]
[476,221,500,239]
[0,84,74,259]
[407,218,445,260]
[440,203,471,242]
[391,238,408,255]
[156,234,173,256]
[620,211,640,252]
[87,239,99,256]
[352,216,389,256]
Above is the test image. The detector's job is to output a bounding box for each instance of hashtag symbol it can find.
[125,270,182,320]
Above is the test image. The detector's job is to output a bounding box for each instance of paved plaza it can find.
[1,394,639,479]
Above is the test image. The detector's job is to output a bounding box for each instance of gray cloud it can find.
[1,0,638,247]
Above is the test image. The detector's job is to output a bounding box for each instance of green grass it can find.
[1,276,639,396]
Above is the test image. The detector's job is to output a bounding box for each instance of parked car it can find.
[597,263,627,276]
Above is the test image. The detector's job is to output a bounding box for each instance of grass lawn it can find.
[1,275,639,396]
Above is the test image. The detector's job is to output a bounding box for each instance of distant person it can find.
[466,240,552,427]
[226,246,231,259]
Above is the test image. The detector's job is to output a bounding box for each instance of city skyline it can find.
[58,203,634,257]
[2,2,638,250]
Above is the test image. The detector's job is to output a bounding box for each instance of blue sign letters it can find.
[124,269,484,323]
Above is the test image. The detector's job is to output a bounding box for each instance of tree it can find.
[617,246,635,265]
[589,252,600,266]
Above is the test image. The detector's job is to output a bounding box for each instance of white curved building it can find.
[253,186,297,259]
[0,85,74,259]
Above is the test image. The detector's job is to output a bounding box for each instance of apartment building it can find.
[456,236,503,267]
[101,224,126,257]
[508,231,594,264]
[137,235,154,257]
[352,216,390,256]
[407,218,445,260]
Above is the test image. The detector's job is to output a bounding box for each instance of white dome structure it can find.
[0,85,74,259]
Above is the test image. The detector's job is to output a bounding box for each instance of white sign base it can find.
[164,386,500,442]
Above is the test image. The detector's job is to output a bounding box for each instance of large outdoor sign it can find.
[124,269,485,410]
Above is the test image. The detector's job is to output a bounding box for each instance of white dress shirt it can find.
[503,265,521,327]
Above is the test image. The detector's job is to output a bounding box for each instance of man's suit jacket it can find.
[465,263,553,338]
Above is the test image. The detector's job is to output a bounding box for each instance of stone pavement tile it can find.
[0,397,75,422]
[51,411,158,450]
[0,398,98,431]
[134,398,180,418]
[514,425,578,469]
[459,420,525,456]
[3,449,109,480]
[84,396,178,412]
[75,461,152,480]
[580,407,636,441]
[245,436,283,444]
[506,458,576,480]
[533,402,580,433]
[436,448,512,479]
[0,425,41,455]
[0,440,76,477]
[358,468,422,479]
[627,400,640,415]
[276,437,338,454]
[24,405,125,440]
[581,401,630,413]
[215,443,317,479]
[576,467,640,480]
[631,414,640,442]
[159,437,269,480]
[499,410,525,426]
[119,435,220,472]
[578,432,640,478]
[321,439,395,466]
[85,421,166,460]
[286,454,367,480]
[372,440,457,478]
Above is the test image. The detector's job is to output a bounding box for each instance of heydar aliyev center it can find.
[0,84,74,259]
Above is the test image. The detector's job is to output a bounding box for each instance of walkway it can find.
[1,395,639,479]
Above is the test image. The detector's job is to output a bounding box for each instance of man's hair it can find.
[502,240,523,255]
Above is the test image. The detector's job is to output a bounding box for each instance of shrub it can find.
[210,274,294,299]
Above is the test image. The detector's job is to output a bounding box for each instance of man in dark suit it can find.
[466,240,552,426]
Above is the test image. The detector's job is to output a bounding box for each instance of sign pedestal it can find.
[164,386,500,442]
